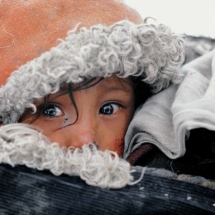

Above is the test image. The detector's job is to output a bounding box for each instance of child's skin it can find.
[20,75,135,156]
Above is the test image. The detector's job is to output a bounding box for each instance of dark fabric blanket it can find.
[1,164,215,215]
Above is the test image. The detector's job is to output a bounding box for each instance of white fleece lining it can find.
[0,123,137,189]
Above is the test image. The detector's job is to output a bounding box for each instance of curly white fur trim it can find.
[0,20,185,124]
[0,123,137,189]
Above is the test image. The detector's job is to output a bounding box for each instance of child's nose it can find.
[67,118,98,149]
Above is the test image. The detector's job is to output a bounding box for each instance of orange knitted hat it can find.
[0,0,142,85]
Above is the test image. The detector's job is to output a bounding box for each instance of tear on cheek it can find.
[114,138,124,157]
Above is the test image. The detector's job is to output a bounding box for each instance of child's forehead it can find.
[99,76,133,92]
[35,75,133,104]
[52,75,133,98]
[73,75,133,92]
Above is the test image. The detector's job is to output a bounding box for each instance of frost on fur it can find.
[0,123,134,189]
[0,20,185,124]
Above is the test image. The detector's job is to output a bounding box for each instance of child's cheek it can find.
[102,137,124,157]
[114,138,124,157]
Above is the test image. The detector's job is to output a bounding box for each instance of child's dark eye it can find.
[99,103,120,115]
[42,105,62,117]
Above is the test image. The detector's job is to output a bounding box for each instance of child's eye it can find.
[99,103,120,115]
[42,105,62,117]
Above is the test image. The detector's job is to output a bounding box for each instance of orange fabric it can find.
[0,0,142,85]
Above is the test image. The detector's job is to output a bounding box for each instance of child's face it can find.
[20,75,135,156]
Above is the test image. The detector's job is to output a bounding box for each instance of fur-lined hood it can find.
[0,20,184,124]
[0,20,185,188]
